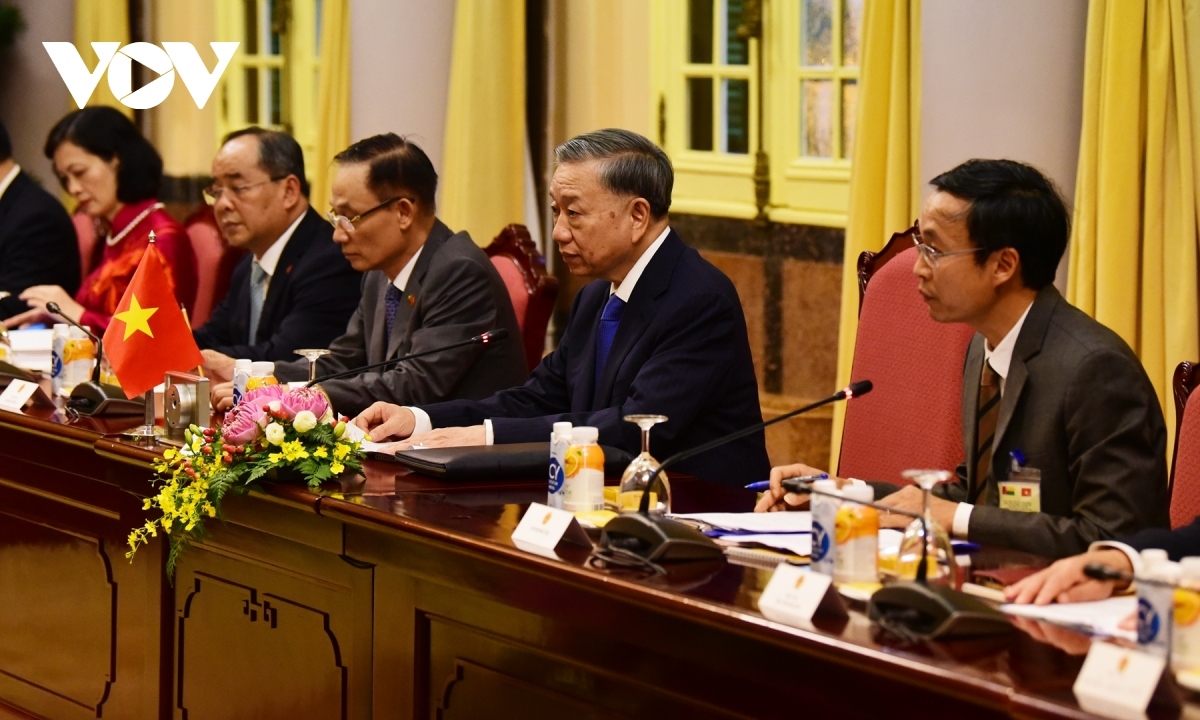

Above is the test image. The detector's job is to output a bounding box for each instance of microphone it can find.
[305,329,509,387]
[600,381,873,563]
[46,302,144,416]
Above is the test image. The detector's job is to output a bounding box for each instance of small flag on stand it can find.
[102,234,203,397]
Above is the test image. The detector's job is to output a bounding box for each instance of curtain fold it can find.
[441,0,527,246]
[1069,0,1199,458]
[73,0,131,116]
[829,0,921,470]
[311,0,351,210]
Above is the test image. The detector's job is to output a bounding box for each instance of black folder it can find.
[374,442,634,481]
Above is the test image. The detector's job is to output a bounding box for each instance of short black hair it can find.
[222,126,310,198]
[43,107,162,203]
[929,159,1070,290]
[0,118,10,162]
[333,134,437,211]
[555,128,673,218]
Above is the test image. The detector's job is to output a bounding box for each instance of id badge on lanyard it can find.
[998,451,1041,513]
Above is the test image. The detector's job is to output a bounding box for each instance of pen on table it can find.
[744,473,828,492]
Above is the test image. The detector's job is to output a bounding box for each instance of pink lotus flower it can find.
[221,402,262,445]
[239,384,285,426]
[280,387,330,424]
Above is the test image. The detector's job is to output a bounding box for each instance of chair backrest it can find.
[485,224,558,371]
[72,212,99,283]
[1170,361,1200,528]
[837,227,975,485]
[184,204,245,328]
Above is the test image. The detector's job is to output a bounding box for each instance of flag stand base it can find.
[120,390,162,444]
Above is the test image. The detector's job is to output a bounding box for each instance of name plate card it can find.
[758,564,848,628]
[511,502,592,557]
[1073,641,1169,720]
[0,379,45,412]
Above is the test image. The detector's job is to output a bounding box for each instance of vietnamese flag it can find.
[103,240,203,397]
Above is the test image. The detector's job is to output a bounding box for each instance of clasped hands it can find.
[753,462,960,531]
[351,401,486,450]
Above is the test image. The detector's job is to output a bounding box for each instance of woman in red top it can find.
[4,107,197,332]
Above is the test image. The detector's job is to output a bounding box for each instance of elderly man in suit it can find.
[757,159,1168,558]
[196,128,361,363]
[0,119,79,320]
[353,128,770,487]
[215,133,527,416]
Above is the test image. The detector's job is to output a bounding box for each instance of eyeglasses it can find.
[202,176,286,205]
[325,197,410,233]
[911,220,982,269]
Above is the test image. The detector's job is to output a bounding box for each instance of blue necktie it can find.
[385,284,403,340]
[248,261,267,343]
[594,294,626,390]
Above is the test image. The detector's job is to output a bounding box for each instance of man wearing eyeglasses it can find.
[221,132,527,416]
[757,159,1168,559]
[195,127,361,369]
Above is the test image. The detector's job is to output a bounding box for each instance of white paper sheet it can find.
[670,511,812,534]
[717,533,812,556]
[1001,596,1137,641]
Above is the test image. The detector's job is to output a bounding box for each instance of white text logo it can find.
[43,42,240,110]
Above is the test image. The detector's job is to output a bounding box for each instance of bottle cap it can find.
[553,421,572,436]
[570,426,599,444]
[1158,561,1183,582]
[1180,557,1200,579]
[811,479,840,496]
[1141,548,1169,567]
[53,323,68,332]
[234,359,252,371]
[250,361,275,376]
[840,484,874,504]
[68,327,86,339]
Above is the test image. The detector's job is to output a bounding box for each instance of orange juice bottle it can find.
[563,427,604,512]
[245,361,278,391]
[834,484,879,584]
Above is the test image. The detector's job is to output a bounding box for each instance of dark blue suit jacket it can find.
[0,172,79,320]
[1124,518,1200,560]
[193,208,362,361]
[423,230,770,486]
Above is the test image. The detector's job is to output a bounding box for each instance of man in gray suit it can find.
[757,159,1168,559]
[212,133,527,416]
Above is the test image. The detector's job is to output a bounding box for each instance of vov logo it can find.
[43,42,240,110]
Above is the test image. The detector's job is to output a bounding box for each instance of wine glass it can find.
[618,414,670,514]
[294,349,332,383]
[895,469,957,587]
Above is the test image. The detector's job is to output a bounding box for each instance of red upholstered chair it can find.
[1169,361,1200,528]
[184,204,245,328]
[837,224,976,486]
[485,224,558,371]
[72,212,99,283]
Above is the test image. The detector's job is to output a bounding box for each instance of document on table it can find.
[670,511,812,534]
[716,533,812,556]
[1000,596,1137,641]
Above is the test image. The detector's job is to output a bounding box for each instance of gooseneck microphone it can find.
[46,302,144,416]
[304,329,510,387]
[599,381,873,564]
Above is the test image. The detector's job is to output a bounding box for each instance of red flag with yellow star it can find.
[102,241,203,397]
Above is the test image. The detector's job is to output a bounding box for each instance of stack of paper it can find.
[7,329,52,373]
[670,511,812,534]
[1001,596,1137,641]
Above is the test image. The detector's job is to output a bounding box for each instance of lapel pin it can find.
[407,294,415,306]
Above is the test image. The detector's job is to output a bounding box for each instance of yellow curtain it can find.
[1069,0,1199,458]
[311,0,351,209]
[829,0,922,470]
[73,0,131,117]
[441,0,526,246]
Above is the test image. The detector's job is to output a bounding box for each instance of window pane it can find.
[843,0,864,67]
[243,0,259,54]
[842,80,857,158]
[688,77,714,151]
[268,0,281,55]
[245,68,260,123]
[801,79,833,158]
[269,67,282,126]
[689,0,714,64]
[723,78,749,153]
[801,0,833,67]
[723,0,748,66]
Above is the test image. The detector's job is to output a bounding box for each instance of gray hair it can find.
[222,126,310,198]
[554,128,673,218]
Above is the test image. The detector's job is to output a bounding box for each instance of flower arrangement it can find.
[127,385,364,575]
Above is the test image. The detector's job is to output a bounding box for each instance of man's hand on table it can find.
[210,381,234,411]
[353,402,416,442]
[1005,548,1133,606]
[754,463,847,512]
[201,350,237,383]
[380,425,488,454]
[876,485,958,530]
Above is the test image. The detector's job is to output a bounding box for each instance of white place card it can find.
[1073,641,1168,720]
[758,564,848,628]
[0,379,42,412]
[511,502,592,553]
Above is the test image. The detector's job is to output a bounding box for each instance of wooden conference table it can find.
[0,405,1197,720]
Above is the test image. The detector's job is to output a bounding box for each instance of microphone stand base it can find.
[120,424,165,446]
[867,581,1012,640]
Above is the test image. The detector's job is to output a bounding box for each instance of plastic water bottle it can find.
[50,323,68,396]
[810,479,840,576]
[1138,552,1180,659]
[548,421,572,509]
[231,359,252,406]
[834,483,879,584]
[563,427,604,512]
[245,361,277,391]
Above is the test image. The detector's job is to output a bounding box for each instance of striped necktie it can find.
[973,359,1001,503]
[248,261,267,343]
[594,294,626,391]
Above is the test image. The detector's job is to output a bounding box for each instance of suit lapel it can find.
[257,209,316,338]
[386,221,450,358]
[992,286,1059,452]
[962,336,985,494]
[367,273,391,364]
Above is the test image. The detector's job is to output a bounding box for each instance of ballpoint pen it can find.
[744,473,828,492]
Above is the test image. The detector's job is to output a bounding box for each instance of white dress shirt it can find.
[254,210,307,284]
[0,163,20,202]
[952,301,1034,537]
[407,226,673,442]
[391,246,423,292]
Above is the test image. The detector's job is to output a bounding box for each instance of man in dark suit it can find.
[196,128,361,365]
[352,129,770,486]
[255,133,527,416]
[0,119,79,320]
[757,159,1168,557]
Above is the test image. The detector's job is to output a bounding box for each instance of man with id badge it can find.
[758,159,1168,559]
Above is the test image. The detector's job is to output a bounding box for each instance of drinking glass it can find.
[294,349,332,383]
[618,414,670,514]
[895,469,957,587]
